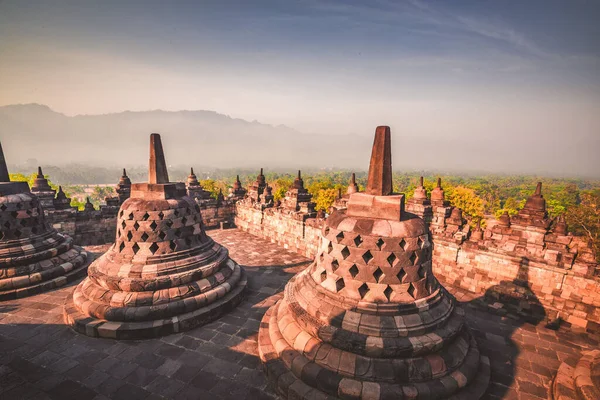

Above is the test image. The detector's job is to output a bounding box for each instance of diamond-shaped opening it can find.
[409,252,417,265]
[349,264,359,278]
[376,238,385,249]
[362,250,373,264]
[335,231,344,242]
[128,213,134,220]
[373,267,384,282]
[335,278,345,292]
[407,283,416,299]
[353,235,363,247]
[166,220,173,228]
[121,220,126,229]
[158,211,164,220]
[0,204,6,211]
[181,216,187,225]
[417,237,424,248]
[397,268,407,282]
[126,231,133,241]
[358,283,369,298]
[158,231,167,240]
[331,259,339,272]
[384,285,393,301]
[328,241,334,253]
[169,241,177,251]
[119,210,124,218]
[142,212,150,221]
[150,221,157,231]
[387,253,397,267]
[341,246,351,259]
[324,226,330,236]
[119,241,125,252]
[174,209,179,217]
[149,242,159,254]
[174,229,182,238]
[141,232,149,242]
[320,270,327,282]
[400,239,407,250]
[133,221,140,230]
[418,266,427,279]
[132,243,140,254]
[15,203,21,210]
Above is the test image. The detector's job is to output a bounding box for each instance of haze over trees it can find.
[2,104,599,177]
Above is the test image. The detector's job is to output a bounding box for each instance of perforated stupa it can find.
[258,126,490,399]
[64,134,247,339]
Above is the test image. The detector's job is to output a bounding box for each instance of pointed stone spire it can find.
[31,166,53,193]
[347,172,359,194]
[84,197,95,212]
[122,168,127,177]
[293,170,304,190]
[413,176,428,200]
[534,182,542,196]
[554,215,567,235]
[0,141,10,183]
[53,186,72,210]
[56,186,66,199]
[187,167,200,187]
[431,177,445,204]
[148,133,169,184]
[366,126,392,196]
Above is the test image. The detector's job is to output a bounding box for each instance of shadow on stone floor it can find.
[0,253,306,400]
[1,227,598,400]
[462,261,547,399]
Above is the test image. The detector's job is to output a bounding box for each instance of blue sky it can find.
[1,0,599,140]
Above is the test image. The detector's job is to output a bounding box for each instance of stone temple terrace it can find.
[0,128,598,400]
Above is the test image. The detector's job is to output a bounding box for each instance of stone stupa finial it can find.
[420,176,424,187]
[0,141,10,183]
[366,126,392,196]
[437,177,442,188]
[149,133,169,184]
[534,181,542,196]
[37,166,44,178]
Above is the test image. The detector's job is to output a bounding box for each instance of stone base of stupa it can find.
[0,191,90,301]
[63,259,247,340]
[552,350,600,400]
[258,271,490,400]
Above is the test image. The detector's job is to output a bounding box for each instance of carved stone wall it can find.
[235,199,600,333]
[45,200,236,246]
[235,201,324,258]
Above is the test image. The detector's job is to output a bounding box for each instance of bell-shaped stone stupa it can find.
[0,143,88,300]
[258,126,490,399]
[64,134,247,339]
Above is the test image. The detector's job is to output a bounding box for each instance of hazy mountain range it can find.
[1,104,598,178]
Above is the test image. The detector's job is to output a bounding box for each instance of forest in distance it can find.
[9,167,600,262]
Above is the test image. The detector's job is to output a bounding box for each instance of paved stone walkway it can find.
[0,229,598,399]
